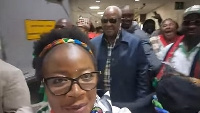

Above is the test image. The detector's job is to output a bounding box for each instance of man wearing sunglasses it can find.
[91,6,150,112]
[157,5,200,79]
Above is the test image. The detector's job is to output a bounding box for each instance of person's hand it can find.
[152,13,161,20]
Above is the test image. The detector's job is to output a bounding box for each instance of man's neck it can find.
[106,36,117,45]
[164,33,177,44]
[183,36,200,52]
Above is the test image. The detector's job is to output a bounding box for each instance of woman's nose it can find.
[67,83,85,97]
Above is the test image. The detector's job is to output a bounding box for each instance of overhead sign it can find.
[25,19,56,40]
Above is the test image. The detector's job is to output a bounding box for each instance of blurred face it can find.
[55,19,73,29]
[143,21,155,35]
[161,19,177,40]
[42,44,97,113]
[101,8,121,38]
[78,26,89,35]
[182,13,200,38]
[121,9,134,29]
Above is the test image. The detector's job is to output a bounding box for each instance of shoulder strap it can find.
[190,49,200,78]
[159,35,168,47]
[156,35,184,80]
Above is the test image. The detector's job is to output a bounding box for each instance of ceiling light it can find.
[100,15,103,16]
[96,1,100,2]
[135,0,140,1]
[97,12,104,15]
[89,6,100,9]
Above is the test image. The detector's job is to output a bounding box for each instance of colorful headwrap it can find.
[39,38,93,57]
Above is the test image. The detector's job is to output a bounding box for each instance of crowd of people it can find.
[0,4,200,113]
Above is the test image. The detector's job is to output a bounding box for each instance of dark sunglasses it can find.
[182,19,200,26]
[101,18,118,24]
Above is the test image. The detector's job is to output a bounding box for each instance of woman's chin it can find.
[59,104,90,113]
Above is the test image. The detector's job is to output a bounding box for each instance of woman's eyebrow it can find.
[49,67,93,76]
[76,67,93,72]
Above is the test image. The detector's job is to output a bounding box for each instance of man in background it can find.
[91,6,150,112]
[121,5,161,77]
[157,5,200,79]
[55,18,73,29]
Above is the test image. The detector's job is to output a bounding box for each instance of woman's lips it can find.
[164,29,173,33]
[63,103,87,112]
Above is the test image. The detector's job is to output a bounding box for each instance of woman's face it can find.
[42,44,97,113]
[161,20,177,38]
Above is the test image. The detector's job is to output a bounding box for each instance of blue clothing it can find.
[126,23,161,72]
[91,29,150,103]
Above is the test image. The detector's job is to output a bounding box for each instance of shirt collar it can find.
[103,30,120,46]
[102,28,132,46]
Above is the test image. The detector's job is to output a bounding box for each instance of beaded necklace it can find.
[91,107,103,113]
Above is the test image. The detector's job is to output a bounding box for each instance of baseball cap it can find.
[183,5,200,17]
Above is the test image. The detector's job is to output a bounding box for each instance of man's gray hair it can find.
[104,6,122,17]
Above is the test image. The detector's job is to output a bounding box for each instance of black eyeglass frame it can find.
[43,71,101,96]
[101,18,120,24]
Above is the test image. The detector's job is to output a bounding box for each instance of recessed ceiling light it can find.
[89,6,100,9]
[100,15,103,16]
[96,1,100,2]
[135,0,140,1]
[97,12,104,15]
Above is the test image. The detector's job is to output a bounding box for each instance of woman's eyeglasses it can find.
[43,71,101,96]
[182,19,200,26]
[101,18,118,24]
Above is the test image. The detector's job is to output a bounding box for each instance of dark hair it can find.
[142,19,156,34]
[161,18,179,29]
[89,22,96,32]
[32,26,96,81]
[96,26,103,33]
[156,75,200,113]
[143,19,155,25]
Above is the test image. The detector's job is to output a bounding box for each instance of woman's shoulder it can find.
[94,91,131,113]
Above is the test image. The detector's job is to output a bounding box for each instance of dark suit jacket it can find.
[91,29,150,103]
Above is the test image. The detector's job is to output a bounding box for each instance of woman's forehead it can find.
[43,44,93,67]
[45,44,88,57]
[42,44,95,76]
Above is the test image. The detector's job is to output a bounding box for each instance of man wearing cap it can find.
[157,5,200,78]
